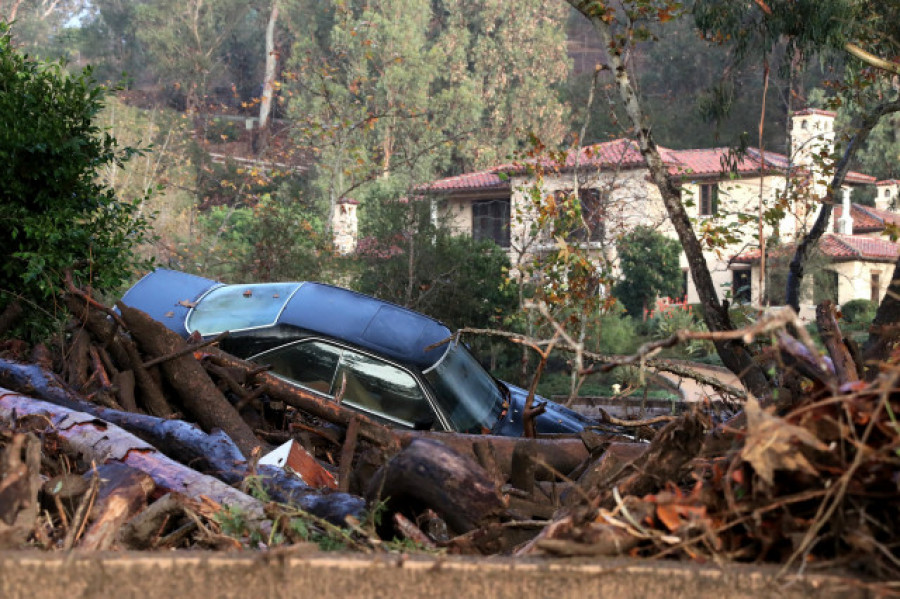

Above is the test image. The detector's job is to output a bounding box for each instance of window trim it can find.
[471,197,511,248]
[699,184,718,216]
[248,337,451,431]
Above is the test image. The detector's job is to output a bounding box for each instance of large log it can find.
[393,430,590,480]
[0,360,366,524]
[366,439,506,535]
[118,303,267,458]
[0,388,266,520]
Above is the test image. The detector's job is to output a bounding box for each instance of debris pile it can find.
[0,290,898,584]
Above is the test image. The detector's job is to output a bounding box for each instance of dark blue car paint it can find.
[121,269,595,435]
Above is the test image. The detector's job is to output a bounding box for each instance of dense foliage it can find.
[356,186,517,330]
[612,226,683,317]
[0,25,153,338]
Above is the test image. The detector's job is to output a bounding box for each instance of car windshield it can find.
[423,341,505,433]
[186,283,302,335]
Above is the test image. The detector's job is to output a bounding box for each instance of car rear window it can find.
[186,282,302,335]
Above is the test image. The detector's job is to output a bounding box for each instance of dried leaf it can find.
[741,396,828,486]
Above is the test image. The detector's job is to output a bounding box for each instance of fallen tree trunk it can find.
[0,362,365,523]
[394,430,591,480]
[0,388,265,519]
[366,439,506,536]
[119,303,268,458]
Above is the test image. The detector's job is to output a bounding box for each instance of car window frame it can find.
[248,337,451,431]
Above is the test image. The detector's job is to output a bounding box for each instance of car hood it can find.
[492,382,596,435]
[120,269,220,338]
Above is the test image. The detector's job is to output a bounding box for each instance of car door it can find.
[249,339,446,430]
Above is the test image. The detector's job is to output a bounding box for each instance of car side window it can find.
[252,341,341,395]
[335,350,433,428]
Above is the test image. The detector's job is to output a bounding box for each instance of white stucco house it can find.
[421,109,899,318]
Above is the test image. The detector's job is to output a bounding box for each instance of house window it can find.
[732,269,751,303]
[872,272,881,303]
[700,184,718,216]
[472,198,510,248]
[571,188,605,242]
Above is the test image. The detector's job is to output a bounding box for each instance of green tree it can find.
[133,0,257,113]
[0,24,153,338]
[613,226,682,317]
[356,183,516,330]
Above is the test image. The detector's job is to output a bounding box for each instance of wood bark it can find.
[78,462,156,551]
[64,295,172,417]
[366,439,505,535]
[0,388,266,520]
[119,303,266,458]
[0,359,366,524]
[816,301,860,384]
[565,0,772,403]
[0,432,41,549]
[393,430,589,480]
[117,492,197,550]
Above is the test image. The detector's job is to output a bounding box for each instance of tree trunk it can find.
[0,389,266,520]
[785,98,900,311]
[566,0,772,402]
[118,303,267,458]
[366,439,505,535]
[255,0,279,154]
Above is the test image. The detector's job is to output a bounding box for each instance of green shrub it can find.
[0,25,153,340]
[594,311,641,355]
[841,299,877,324]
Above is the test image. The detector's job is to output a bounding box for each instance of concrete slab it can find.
[0,551,870,599]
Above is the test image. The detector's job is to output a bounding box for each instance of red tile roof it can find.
[424,137,875,193]
[425,168,510,193]
[877,179,900,186]
[834,203,900,233]
[733,233,899,264]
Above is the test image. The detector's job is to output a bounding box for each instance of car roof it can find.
[123,269,455,369]
[279,282,453,369]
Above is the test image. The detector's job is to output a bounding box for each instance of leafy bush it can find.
[594,310,641,356]
[841,299,877,325]
[648,300,713,358]
[0,25,153,339]
[612,226,683,317]
[357,187,517,331]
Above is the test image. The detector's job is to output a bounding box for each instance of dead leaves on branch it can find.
[741,396,828,488]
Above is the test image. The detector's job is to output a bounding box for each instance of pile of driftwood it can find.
[0,290,899,584]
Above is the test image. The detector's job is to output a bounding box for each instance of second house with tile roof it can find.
[423,109,899,319]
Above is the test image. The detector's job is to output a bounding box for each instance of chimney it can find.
[837,187,853,235]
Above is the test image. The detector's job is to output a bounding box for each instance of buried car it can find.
[121,269,597,435]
